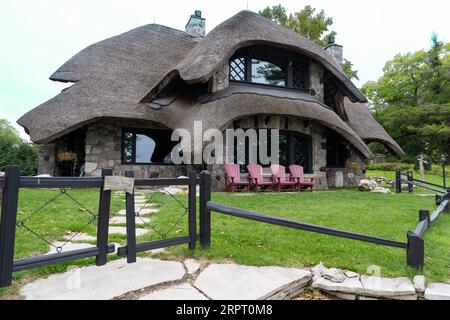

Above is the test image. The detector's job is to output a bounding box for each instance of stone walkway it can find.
[28,192,449,300]
[19,258,450,300]
[47,192,162,255]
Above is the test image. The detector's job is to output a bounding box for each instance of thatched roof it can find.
[344,99,405,156]
[18,24,196,142]
[172,93,374,159]
[160,11,366,103]
[18,10,401,159]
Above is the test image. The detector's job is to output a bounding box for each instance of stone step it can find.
[109,226,149,236]
[110,216,151,225]
[20,258,186,300]
[116,208,159,216]
[193,263,312,300]
[425,283,450,300]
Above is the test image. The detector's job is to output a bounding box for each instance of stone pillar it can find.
[38,143,56,175]
[309,61,324,103]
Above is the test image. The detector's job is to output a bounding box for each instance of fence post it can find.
[96,168,113,266]
[407,171,413,193]
[419,210,430,226]
[188,172,197,250]
[406,231,424,269]
[0,166,21,287]
[199,170,211,247]
[395,170,402,193]
[125,170,137,263]
[444,192,449,213]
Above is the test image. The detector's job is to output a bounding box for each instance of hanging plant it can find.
[57,151,76,162]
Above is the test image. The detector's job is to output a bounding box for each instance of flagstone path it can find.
[20,191,450,300]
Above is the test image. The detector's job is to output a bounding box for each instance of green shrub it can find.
[366,163,414,171]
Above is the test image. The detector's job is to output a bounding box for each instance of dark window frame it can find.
[121,128,180,166]
[229,46,310,91]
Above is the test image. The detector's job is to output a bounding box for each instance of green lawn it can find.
[0,171,449,298]
[368,169,448,187]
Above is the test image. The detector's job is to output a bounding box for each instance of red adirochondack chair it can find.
[224,163,249,192]
[247,164,273,192]
[270,164,297,192]
[289,165,314,191]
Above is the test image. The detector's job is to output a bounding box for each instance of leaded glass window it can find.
[229,57,246,82]
[121,129,178,165]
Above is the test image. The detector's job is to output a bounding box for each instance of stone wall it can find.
[84,120,187,178]
[309,61,324,103]
[210,63,229,92]
[325,150,366,188]
[38,144,56,175]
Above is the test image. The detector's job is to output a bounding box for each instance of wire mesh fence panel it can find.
[15,188,101,258]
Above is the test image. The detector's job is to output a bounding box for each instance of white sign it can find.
[103,176,135,194]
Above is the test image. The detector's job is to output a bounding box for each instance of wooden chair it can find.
[270,164,297,192]
[289,165,314,191]
[224,163,249,192]
[247,164,273,192]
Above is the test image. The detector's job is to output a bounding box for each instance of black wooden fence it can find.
[0,166,207,288]
[1,166,448,288]
[395,170,449,194]
[201,171,449,269]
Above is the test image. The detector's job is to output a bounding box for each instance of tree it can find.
[0,119,39,175]
[362,35,450,162]
[259,4,358,79]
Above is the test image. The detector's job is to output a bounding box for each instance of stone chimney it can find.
[324,35,343,69]
[185,10,205,37]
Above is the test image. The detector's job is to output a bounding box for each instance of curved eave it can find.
[343,99,405,157]
[175,92,374,159]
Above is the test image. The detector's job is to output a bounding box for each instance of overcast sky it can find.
[1,0,449,138]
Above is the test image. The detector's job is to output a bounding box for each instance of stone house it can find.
[18,10,404,190]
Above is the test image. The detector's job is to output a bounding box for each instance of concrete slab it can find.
[360,275,416,299]
[21,258,186,300]
[425,283,450,300]
[139,284,208,300]
[194,263,311,300]
[110,216,151,225]
[109,227,149,236]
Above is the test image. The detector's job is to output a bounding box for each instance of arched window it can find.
[251,57,286,86]
[229,46,309,90]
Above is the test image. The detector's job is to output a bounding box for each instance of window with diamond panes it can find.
[229,57,246,82]
[122,131,134,164]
